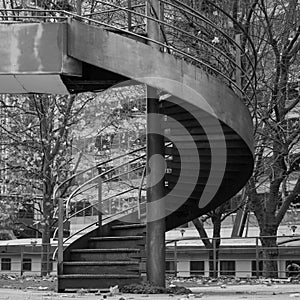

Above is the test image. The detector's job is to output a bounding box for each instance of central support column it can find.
[146,87,166,287]
[146,0,166,288]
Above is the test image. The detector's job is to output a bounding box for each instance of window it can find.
[190,261,205,276]
[166,261,175,275]
[220,260,235,276]
[1,258,11,271]
[251,260,263,277]
[22,258,32,271]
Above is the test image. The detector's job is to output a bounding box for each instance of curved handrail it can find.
[0,1,257,105]
[52,185,141,240]
[52,146,146,210]
[67,164,145,204]
[52,149,146,259]
[137,165,147,219]
[52,201,141,260]
[64,153,146,217]
[85,0,256,103]
[93,1,254,93]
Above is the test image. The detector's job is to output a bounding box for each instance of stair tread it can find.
[63,261,139,265]
[89,236,144,241]
[59,274,140,278]
[71,248,140,253]
[111,224,146,230]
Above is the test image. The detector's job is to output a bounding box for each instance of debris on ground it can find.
[120,282,191,294]
[167,275,300,288]
[0,274,56,290]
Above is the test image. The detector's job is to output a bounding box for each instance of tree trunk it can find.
[41,193,53,276]
[192,216,221,278]
[260,231,278,278]
[41,221,51,276]
[208,247,219,278]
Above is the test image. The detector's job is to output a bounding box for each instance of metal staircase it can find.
[0,0,256,291]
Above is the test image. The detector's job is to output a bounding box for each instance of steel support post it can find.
[98,177,102,230]
[146,86,166,287]
[76,0,82,15]
[57,197,64,275]
[146,0,166,287]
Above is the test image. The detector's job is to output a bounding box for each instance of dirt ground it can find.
[0,276,300,300]
[0,285,299,300]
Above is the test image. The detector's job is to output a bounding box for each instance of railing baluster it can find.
[57,197,64,275]
[127,0,132,31]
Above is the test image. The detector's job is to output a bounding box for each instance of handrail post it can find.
[146,0,161,49]
[76,0,82,16]
[174,241,178,277]
[255,237,259,278]
[20,245,24,276]
[213,238,217,277]
[57,197,64,275]
[98,177,102,229]
[235,33,242,96]
[127,0,132,31]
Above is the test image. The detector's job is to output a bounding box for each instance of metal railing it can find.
[51,146,147,260]
[0,0,257,107]
[165,235,300,278]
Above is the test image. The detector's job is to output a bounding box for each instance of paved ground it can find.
[0,284,300,300]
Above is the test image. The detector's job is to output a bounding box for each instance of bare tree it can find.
[0,93,92,275]
[244,0,300,277]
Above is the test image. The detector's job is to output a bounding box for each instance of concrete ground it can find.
[0,284,300,300]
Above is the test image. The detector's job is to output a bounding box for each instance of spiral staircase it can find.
[0,0,256,291]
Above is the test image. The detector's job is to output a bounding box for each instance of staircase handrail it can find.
[64,153,146,217]
[52,200,142,260]
[0,2,256,104]
[83,3,145,17]
[53,152,147,260]
[137,165,147,219]
[52,185,141,240]
[83,0,256,104]
[68,164,145,202]
[52,146,145,202]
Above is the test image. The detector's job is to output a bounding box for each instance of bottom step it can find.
[58,274,141,290]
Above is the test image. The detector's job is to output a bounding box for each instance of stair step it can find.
[70,248,142,261]
[58,274,141,290]
[59,274,140,278]
[89,236,144,241]
[169,126,234,135]
[63,261,139,265]
[63,261,140,275]
[111,224,146,230]
[168,134,240,142]
[111,223,146,236]
[88,236,145,249]
[71,248,141,253]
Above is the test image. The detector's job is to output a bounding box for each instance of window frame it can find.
[190,260,205,276]
[1,257,11,271]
